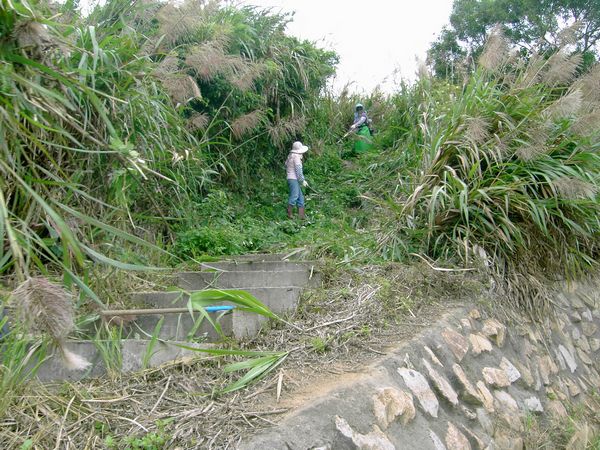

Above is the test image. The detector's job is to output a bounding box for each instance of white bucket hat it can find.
[290,141,308,154]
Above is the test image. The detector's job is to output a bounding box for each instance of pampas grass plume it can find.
[479,26,509,72]
[61,345,92,371]
[10,277,91,371]
[543,51,582,86]
[230,110,265,139]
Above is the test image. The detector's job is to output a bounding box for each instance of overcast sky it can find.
[243,0,454,93]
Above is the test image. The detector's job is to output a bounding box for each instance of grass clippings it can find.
[0,263,489,449]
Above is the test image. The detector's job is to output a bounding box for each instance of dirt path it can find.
[0,263,484,449]
[243,269,470,427]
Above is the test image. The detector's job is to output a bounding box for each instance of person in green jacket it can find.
[349,103,373,154]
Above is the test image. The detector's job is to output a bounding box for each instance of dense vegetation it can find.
[385,37,600,312]
[0,0,336,302]
[1,0,599,310]
[1,0,599,446]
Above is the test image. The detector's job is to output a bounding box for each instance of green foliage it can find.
[188,289,279,320]
[428,0,600,78]
[0,0,204,300]
[310,336,328,353]
[168,137,383,262]
[0,1,354,347]
[141,317,163,369]
[93,324,123,378]
[177,344,289,394]
[123,431,168,450]
[145,0,338,186]
[159,289,289,393]
[221,350,288,393]
[1,0,339,299]
[380,39,600,309]
[19,439,33,450]
[175,226,257,257]
[0,319,47,415]
[104,418,173,449]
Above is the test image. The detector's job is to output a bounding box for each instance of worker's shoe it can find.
[287,205,294,219]
[298,207,306,220]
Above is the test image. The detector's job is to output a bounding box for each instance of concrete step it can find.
[223,251,303,262]
[126,309,233,341]
[178,270,321,290]
[127,287,302,341]
[30,250,315,382]
[200,261,316,272]
[130,287,302,315]
[34,340,210,382]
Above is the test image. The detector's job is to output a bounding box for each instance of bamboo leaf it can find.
[0,160,84,267]
[142,317,164,370]
[188,289,278,319]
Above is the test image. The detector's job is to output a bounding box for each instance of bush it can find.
[175,226,254,257]
[380,34,600,310]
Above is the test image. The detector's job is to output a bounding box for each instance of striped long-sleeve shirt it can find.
[286,153,304,183]
[353,111,368,128]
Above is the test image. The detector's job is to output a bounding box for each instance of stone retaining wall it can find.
[241,280,600,449]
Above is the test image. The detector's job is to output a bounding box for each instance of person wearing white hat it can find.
[285,141,309,219]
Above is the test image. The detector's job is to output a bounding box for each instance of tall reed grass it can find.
[380,32,600,312]
[0,1,208,298]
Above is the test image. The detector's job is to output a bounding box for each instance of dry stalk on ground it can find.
[0,264,487,448]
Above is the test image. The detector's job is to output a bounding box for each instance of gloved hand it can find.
[349,125,356,132]
[302,180,308,187]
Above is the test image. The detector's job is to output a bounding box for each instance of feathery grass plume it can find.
[516,125,550,161]
[575,64,600,103]
[10,277,91,370]
[155,1,214,48]
[185,42,245,81]
[464,116,490,145]
[228,62,265,91]
[478,26,509,72]
[543,89,583,120]
[570,109,600,137]
[494,135,511,158]
[543,51,583,86]
[516,53,545,88]
[230,110,266,139]
[159,74,201,105]
[551,177,597,200]
[416,57,430,80]
[267,116,307,147]
[154,54,180,77]
[14,19,58,61]
[189,112,210,131]
[557,21,582,47]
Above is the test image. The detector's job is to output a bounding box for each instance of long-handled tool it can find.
[336,130,352,145]
[305,183,320,194]
[101,305,235,317]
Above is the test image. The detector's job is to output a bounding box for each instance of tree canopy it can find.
[428,0,600,78]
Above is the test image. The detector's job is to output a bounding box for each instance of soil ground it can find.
[0,263,489,449]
